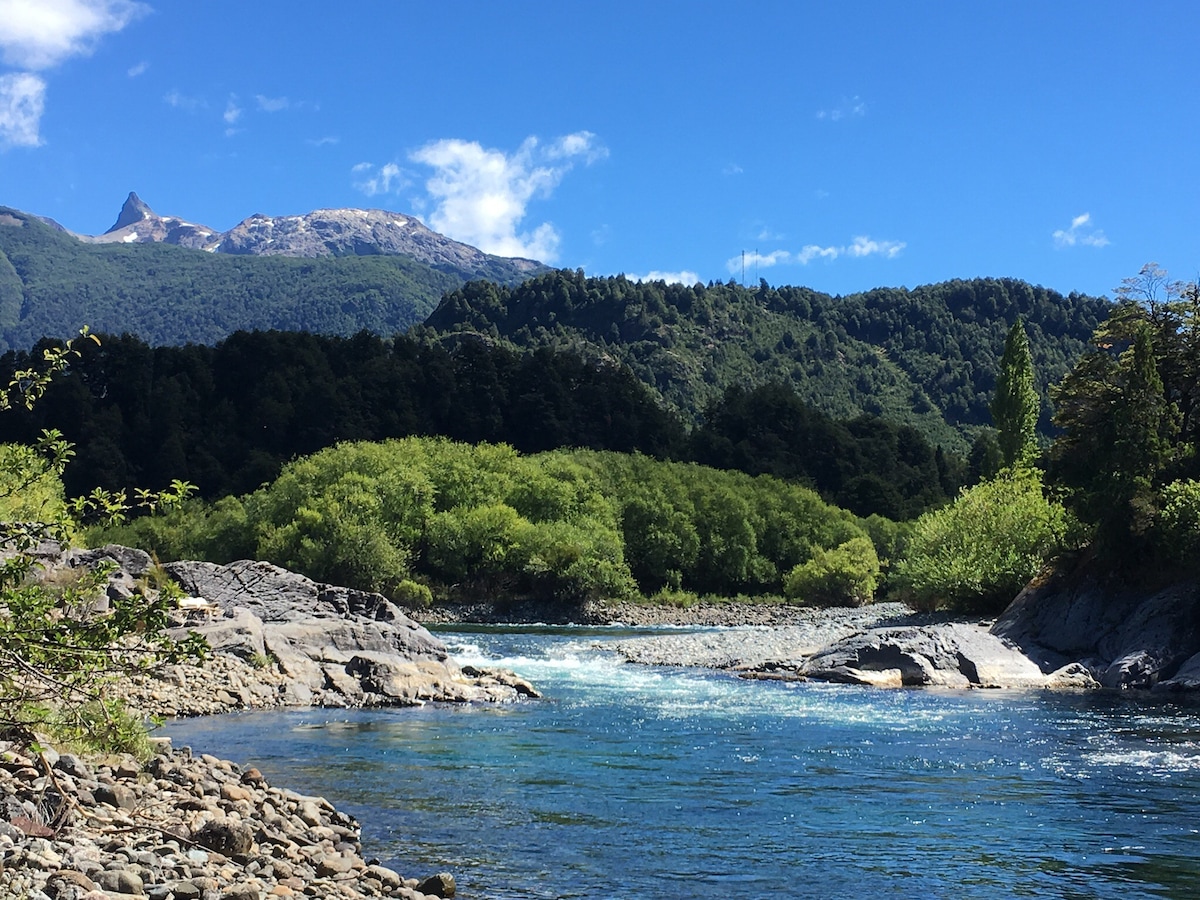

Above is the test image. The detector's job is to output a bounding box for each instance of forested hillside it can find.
[0,208,542,351]
[0,331,963,520]
[420,271,1109,450]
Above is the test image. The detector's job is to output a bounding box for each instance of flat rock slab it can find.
[608,603,927,670]
[609,612,1048,689]
[803,622,1047,688]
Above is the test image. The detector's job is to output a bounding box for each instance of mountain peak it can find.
[107,192,154,233]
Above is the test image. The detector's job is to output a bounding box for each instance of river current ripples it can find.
[165,626,1200,899]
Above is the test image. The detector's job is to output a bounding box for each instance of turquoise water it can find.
[165,627,1200,899]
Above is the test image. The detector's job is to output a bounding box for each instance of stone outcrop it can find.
[607,606,1056,689]
[990,562,1200,692]
[54,546,538,715]
[801,622,1048,688]
[0,737,455,900]
[604,564,1200,692]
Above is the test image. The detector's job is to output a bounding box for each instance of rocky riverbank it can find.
[599,602,1071,689]
[1,544,541,899]
[0,736,458,900]
[74,546,538,717]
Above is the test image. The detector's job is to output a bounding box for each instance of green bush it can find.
[892,467,1076,613]
[0,442,69,526]
[783,536,880,607]
[1157,479,1200,562]
[393,579,434,609]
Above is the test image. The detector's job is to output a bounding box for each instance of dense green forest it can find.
[97,438,878,608]
[419,271,1109,451]
[0,212,1108,455]
[0,331,964,520]
[0,208,543,351]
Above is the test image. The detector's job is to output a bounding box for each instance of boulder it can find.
[803,623,1046,688]
[1044,662,1102,691]
[159,557,535,706]
[416,872,456,898]
[992,565,1200,690]
[193,817,255,857]
[1153,652,1200,693]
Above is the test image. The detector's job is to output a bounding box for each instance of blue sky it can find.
[1,1,1197,300]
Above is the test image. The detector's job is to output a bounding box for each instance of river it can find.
[164,626,1200,899]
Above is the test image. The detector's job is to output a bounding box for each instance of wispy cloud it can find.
[0,0,147,148]
[352,161,406,197]
[727,236,905,274]
[1053,212,1109,249]
[307,135,339,147]
[816,95,866,121]
[255,94,290,113]
[126,59,147,77]
[723,162,744,176]
[626,270,702,286]
[223,95,241,124]
[0,71,44,147]
[163,89,203,111]
[403,130,607,262]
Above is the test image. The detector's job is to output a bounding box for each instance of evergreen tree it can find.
[991,319,1039,467]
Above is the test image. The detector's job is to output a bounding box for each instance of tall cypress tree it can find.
[991,318,1039,467]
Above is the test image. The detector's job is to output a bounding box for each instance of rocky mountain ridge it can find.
[79,192,545,277]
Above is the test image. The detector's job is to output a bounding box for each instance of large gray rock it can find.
[992,565,1200,690]
[1155,652,1200,693]
[803,622,1047,688]
[162,558,537,706]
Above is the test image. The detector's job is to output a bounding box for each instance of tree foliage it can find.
[0,332,205,748]
[422,270,1108,452]
[891,468,1076,613]
[1048,265,1192,547]
[991,319,1040,467]
[98,437,874,607]
[783,536,880,608]
[0,332,976,521]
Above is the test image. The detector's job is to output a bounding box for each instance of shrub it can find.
[891,467,1076,613]
[0,333,206,749]
[783,536,880,607]
[393,579,434,609]
[1157,479,1200,562]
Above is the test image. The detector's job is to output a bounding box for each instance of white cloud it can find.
[795,245,840,264]
[816,95,866,121]
[0,0,148,70]
[0,71,44,147]
[352,161,406,197]
[223,95,241,125]
[163,89,203,111]
[723,162,744,176]
[404,131,607,262]
[726,235,905,273]
[126,59,147,77]
[256,94,290,113]
[847,235,905,258]
[0,1,146,149]
[626,270,702,286]
[1053,212,1109,249]
[743,249,793,269]
[307,135,338,147]
[545,130,606,163]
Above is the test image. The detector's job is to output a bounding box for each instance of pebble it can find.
[0,739,455,900]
